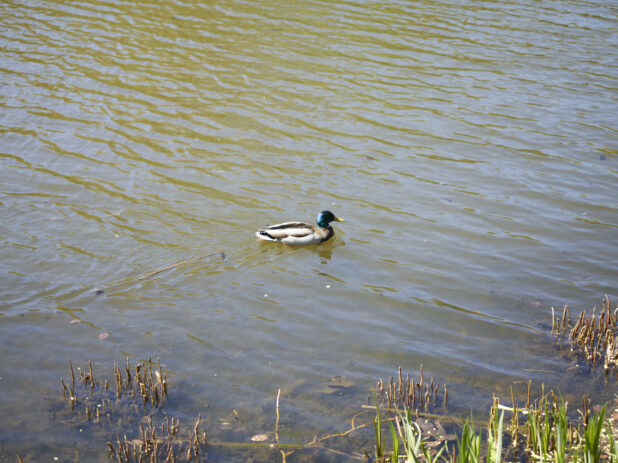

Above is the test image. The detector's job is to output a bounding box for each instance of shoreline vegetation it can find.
[15,297,618,462]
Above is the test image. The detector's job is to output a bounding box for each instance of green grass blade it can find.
[493,411,504,463]
[605,415,617,463]
[389,419,399,463]
[583,404,606,463]
[554,400,568,463]
[372,393,383,459]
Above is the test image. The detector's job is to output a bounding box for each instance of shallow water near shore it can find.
[1,0,617,460]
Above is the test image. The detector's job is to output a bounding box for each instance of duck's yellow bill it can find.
[335,217,345,222]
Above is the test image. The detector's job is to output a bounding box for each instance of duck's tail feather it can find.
[256,230,279,241]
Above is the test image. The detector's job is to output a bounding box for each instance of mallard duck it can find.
[255,210,344,246]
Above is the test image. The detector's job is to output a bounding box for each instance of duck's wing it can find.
[281,229,329,246]
[255,221,315,241]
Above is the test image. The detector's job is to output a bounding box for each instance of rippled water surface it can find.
[1,0,617,460]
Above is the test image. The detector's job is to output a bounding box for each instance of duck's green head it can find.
[317,210,344,228]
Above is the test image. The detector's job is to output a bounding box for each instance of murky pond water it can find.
[1,0,617,460]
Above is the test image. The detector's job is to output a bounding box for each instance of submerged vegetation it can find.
[375,365,446,412]
[15,297,616,462]
[61,358,168,415]
[552,295,618,375]
[106,414,207,463]
[371,385,618,463]
[59,359,206,462]
[370,296,618,463]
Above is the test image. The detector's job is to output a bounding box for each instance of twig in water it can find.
[282,409,374,461]
[137,251,225,280]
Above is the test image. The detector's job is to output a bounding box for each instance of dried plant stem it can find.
[376,366,442,412]
[361,405,462,424]
[275,388,281,445]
